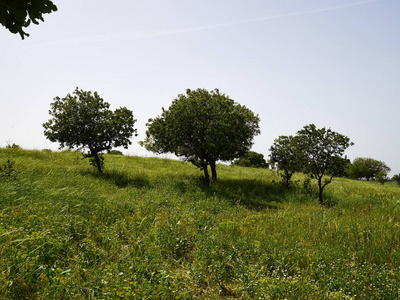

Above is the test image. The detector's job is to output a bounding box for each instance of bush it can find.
[108,150,124,155]
[6,143,20,149]
[0,160,18,181]
[233,151,268,168]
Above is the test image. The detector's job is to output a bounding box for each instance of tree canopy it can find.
[296,124,353,203]
[43,88,137,173]
[141,88,260,185]
[0,0,57,39]
[233,151,268,169]
[346,157,391,181]
[392,174,400,186]
[376,171,388,185]
[269,135,300,187]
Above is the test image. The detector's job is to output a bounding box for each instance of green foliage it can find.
[269,135,300,187]
[347,157,391,181]
[1,148,400,299]
[269,125,352,201]
[376,171,388,185]
[0,159,17,180]
[0,0,57,39]
[6,143,20,149]
[141,88,260,185]
[233,151,268,168]
[108,149,124,155]
[393,174,400,186]
[86,152,105,172]
[295,124,353,204]
[43,87,137,173]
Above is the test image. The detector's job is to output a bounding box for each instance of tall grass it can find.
[0,148,400,299]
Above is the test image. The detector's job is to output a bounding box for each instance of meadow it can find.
[1,148,400,299]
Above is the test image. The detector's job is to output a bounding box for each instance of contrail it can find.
[199,0,379,30]
[41,0,379,46]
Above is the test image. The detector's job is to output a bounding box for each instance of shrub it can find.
[0,160,18,181]
[233,151,268,168]
[6,143,20,149]
[108,150,124,155]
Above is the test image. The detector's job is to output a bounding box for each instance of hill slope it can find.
[1,148,400,299]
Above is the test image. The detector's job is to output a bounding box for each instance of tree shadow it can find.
[84,170,151,189]
[198,179,291,211]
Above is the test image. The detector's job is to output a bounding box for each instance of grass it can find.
[1,148,400,299]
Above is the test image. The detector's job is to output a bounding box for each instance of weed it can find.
[0,159,18,181]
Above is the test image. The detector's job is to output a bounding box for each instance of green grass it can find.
[1,148,400,299]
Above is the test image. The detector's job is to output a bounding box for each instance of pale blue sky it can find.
[1,0,399,174]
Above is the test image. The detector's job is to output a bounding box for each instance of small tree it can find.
[376,171,388,185]
[0,0,57,39]
[233,151,268,168]
[269,135,299,187]
[43,88,137,173]
[392,174,400,186]
[141,88,260,185]
[296,124,353,204]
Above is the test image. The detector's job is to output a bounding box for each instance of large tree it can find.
[141,88,260,185]
[347,157,390,181]
[43,88,137,173]
[296,124,352,204]
[269,135,300,187]
[0,0,57,39]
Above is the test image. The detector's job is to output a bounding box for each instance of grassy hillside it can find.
[1,148,400,299]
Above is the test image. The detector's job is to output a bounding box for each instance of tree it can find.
[108,150,124,155]
[376,171,388,185]
[347,157,391,181]
[392,174,400,186]
[43,88,137,173]
[296,124,353,204]
[0,0,57,39]
[233,151,268,168]
[141,88,260,185]
[269,135,299,187]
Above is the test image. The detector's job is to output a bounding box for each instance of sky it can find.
[1,0,399,175]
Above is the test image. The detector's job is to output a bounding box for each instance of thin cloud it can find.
[162,0,380,34]
[204,0,380,29]
[41,0,380,46]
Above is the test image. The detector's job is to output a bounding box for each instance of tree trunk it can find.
[93,152,103,173]
[318,177,324,204]
[210,160,217,181]
[284,170,290,187]
[202,160,210,186]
